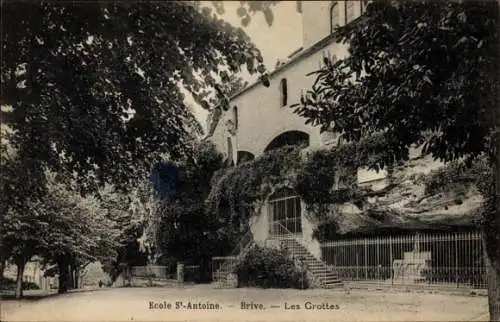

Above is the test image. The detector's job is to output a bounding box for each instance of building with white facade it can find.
[209,1,485,289]
[209,1,382,288]
[211,1,370,163]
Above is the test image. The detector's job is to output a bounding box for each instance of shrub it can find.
[234,245,309,289]
[0,276,40,291]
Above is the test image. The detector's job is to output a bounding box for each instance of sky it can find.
[191,1,303,131]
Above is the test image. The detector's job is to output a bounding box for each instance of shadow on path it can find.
[0,287,104,302]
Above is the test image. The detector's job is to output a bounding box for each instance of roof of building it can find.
[229,14,363,101]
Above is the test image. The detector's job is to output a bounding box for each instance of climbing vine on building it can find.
[206,137,395,229]
[206,145,303,230]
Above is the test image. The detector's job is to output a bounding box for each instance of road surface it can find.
[1,285,489,322]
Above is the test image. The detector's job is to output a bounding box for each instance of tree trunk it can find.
[68,263,74,290]
[484,152,500,322]
[0,258,5,279]
[484,247,500,321]
[488,6,500,319]
[15,257,26,299]
[74,268,79,289]
[488,124,500,321]
[57,255,70,294]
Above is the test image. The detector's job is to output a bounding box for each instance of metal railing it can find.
[271,220,309,252]
[212,229,255,285]
[320,230,487,289]
[271,221,339,288]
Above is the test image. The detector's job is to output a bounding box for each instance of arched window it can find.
[280,78,288,106]
[264,130,309,153]
[237,151,255,164]
[330,1,339,33]
[268,187,302,235]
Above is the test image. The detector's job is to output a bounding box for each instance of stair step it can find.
[317,274,340,280]
[309,269,331,275]
[318,277,341,283]
[323,283,344,289]
[322,278,343,283]
[305,264,327,269]
[311,271,338,276]
[276,238,344,289]
[322,279,343,285]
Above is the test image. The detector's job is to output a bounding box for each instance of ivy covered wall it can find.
[205,143,361,235]
[206,141,489,245]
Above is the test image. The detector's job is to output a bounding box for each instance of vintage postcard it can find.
[0,1,497,321]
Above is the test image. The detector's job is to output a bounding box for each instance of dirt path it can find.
[0,285,488,321]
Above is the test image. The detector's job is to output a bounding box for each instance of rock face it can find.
[329,150,484,234]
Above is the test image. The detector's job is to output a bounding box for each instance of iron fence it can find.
[211,229,255,287]
[320,230,486,289]
[130,265,174,279]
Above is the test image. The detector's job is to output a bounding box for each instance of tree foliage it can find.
[96,182,157,281]
[153,142,227,280]
[210,1,279,27]
[292,1,499,319]
[293,0,498,168]
[0,0,273,294]
[207,144,362,229]
[36,174,121,266]
[1,1,267,192]
[419,155,492,198]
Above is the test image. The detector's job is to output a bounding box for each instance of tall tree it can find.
[154,142,227,282]
[293,0,499,319]
[34,173,122,294]
[97,183,150,283]
[0,1,268,289]
[0,137,47,298]
[1,1,266,194]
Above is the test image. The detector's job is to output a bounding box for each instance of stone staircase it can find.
[212,231,255,288]
[278,237,343,289]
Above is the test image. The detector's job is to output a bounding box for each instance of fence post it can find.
[356,252,359,280]
[390,235,393,285]
[364,238,368,280]
[376,236,380,282]
[177,263,184,286]
[455,232,459,288]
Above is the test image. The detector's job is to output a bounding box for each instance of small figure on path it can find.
[98,280,103,288]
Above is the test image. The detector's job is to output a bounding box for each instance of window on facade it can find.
[268,188,302,234]
[280,78,288,106]
[345,0,355,24]
[232,106,238,130]
[330,1,340,32]
[237,151,255,164]
[227,137,233,164]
